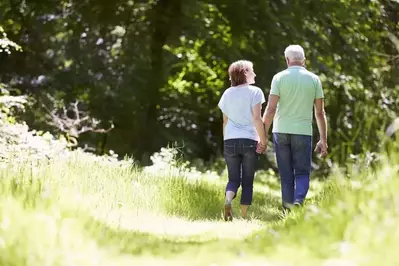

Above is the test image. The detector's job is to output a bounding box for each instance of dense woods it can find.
[1,0,398,170]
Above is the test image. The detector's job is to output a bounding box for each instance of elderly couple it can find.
[218,44,328,221]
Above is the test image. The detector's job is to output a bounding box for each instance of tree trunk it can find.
[135,0,182,164]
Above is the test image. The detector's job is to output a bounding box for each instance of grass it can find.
[1,147,399,266]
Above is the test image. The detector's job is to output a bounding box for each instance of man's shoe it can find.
[293,201,302,207]
[224,200,233,221]
[283,202,294,210]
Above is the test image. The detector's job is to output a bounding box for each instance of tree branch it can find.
[42,94,114,139]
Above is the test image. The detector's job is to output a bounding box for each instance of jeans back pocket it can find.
[243,143,256,155]
[224,144,236,157]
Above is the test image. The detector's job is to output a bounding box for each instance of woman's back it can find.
[218,59,267,221]
[218,84,265,141]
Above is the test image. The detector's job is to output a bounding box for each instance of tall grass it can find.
[0,146,399,265]
[0,149,282,265]
[243,153,399,265]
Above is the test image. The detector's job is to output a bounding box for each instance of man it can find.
[262,44,328,210]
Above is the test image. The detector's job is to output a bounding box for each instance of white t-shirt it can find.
[218,84,265,141]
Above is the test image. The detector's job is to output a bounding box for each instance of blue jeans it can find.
[273,133,312,207]
[224,138,258,205]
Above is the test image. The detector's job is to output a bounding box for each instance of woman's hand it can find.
[256,141,267,154]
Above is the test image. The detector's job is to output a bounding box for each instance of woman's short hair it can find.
[228,60,253,86]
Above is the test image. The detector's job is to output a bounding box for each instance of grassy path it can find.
[1,151,399,265]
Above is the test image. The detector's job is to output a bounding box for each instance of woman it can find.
[218,60,267,221]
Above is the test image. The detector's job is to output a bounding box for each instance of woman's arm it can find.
[222,114,228,137]
[253,103,267,144]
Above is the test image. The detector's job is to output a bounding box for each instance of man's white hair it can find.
[284,45,305,62]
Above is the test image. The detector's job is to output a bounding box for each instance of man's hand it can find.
[256,141,267,154]
[314,140,328,157]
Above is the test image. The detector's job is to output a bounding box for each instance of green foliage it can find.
[0,86,28,124]
[0,26,21,54]
[0,1,398,170]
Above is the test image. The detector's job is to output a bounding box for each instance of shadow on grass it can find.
[82,215,213,257]
[80,195,281,259]
[254,173,281,191]
[159,175,282,223]
[79,176,334,259]
[159,178,225,221]
[250,190,282,221]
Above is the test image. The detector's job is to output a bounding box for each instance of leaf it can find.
[387,33,399,53]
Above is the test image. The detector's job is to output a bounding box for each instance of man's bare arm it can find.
[314,98,328,156]
[314,98,327,142]
[262,94,279,137]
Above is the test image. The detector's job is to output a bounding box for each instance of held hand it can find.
[314,140,328,157]
[256,141,267,154]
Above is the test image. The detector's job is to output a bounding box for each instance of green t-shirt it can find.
[270,66,324,136]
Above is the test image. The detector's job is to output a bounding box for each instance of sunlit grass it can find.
[0,150,283,265]
[1,146,399,265]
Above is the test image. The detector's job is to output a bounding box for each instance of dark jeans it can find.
[224,138,258,205]
[273,133,312,207]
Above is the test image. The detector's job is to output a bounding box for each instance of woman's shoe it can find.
[224,200,233,221]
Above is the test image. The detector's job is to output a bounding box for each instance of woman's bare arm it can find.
[222,114,228,137]
[253,103,267,144]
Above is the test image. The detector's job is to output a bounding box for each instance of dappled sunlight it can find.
[0,197,132,266]
[254,171,326,202]
[3,115,399,265]
[255,185,281,200]
[307,179,325,199]
[143,147,221,181]
[0,138,338,265]
[1,0,399,263]
[90,208,265,241]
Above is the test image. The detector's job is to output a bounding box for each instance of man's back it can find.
[262,44,328,209]
[270,66,323,136]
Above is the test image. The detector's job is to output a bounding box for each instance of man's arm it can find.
[314,98,327,141]
[314,98,328,156]
[262,94,279,137]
